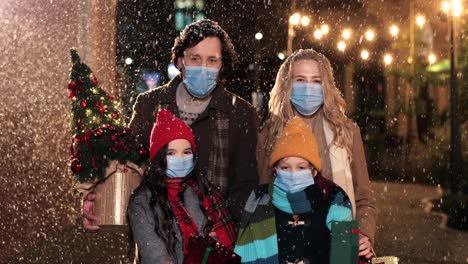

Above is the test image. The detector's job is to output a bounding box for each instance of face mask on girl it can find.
[183,66,218,98]
[166,154,194,178]
[274,168,315,193]
[290,82,324,116]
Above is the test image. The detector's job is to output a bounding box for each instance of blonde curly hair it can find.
[263,49,355,160]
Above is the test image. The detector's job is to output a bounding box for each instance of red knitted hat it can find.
[149,109,196,160]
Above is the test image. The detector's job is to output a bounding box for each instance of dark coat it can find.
[129,75,259,221]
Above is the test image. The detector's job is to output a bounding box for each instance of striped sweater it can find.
[234,174,352,263]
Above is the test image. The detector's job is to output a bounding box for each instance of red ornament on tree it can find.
[137,144,149,160]
[118,140,126,148]
[111,111,119,119]
[67,79,83,98]
[80,99,87,108]
[84,130,91,142]
[83,130,93,151]
[71,158,83,174]
[91,76,99,85]
[73,134,82,143]
[95,101,106,113]
[93,128,103,137]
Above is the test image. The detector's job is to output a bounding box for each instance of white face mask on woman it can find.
[290,82,324,116]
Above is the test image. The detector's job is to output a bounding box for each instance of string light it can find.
[384,54,393,65]
[337,41,346,52]
[301,16,310,26]
[342,28,352,40]
[321,24,330,35]
[361,50,370,60]
[416,15,426,28]
[289,13,301,25]
[314,29,323,40]
[390,25,399,37]
[365,30,375,41]
[428,53,437,64]
[452,0,463,17]
[442,1,451,13]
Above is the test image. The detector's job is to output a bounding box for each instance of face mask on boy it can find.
[290,82,324,116]
[166,154,194,178]
[274,168,315,193]
[183,66,218,98]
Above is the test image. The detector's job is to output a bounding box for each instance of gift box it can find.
[183,235,241,264]
[372,256,399,264]
[330,220,359,264]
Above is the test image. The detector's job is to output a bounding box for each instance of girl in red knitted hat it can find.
[127,109,237,263]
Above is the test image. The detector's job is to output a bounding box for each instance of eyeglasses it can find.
[183,54,222,68]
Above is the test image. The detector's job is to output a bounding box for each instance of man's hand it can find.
[358,233,373,259]
[82,193,100,231]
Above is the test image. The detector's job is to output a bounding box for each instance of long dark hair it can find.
[127,145,212,259]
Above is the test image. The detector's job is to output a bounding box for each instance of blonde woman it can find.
[257,49,377,259]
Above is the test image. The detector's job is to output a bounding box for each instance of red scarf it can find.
[166,177,236,254]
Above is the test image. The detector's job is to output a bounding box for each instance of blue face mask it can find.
[166,154,194,178]
[290,82,324,116]
[274,168,315,193]
[183,66,218,98]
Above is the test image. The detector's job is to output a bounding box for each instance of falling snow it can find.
[1,0,467,263]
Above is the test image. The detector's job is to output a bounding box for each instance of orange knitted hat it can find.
[269,117,322,171]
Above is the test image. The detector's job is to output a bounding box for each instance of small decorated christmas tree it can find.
[68,48,148,185]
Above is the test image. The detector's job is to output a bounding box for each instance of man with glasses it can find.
[83,19,258,230]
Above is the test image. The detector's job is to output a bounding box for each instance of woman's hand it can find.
[358,234,373,259]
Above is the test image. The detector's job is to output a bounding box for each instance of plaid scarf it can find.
[206,112,229,192]
[166,177,236,255]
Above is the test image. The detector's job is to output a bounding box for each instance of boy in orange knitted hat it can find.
[235,117,356,263]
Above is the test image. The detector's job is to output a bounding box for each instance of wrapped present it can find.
[372,256,399,264]
[330,220,359,264]
[183,235,241,264]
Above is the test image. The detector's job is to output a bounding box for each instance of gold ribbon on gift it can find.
[75,160,145,229]
[371,256,399,264]
[371,247,399,264]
